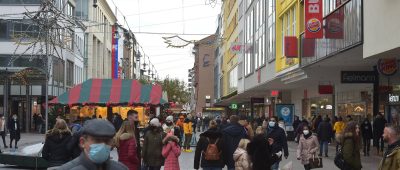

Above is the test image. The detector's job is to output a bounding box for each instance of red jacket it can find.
[118,133,139,170]
[162,135,181,170]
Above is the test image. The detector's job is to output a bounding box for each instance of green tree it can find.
[160,77,190,104]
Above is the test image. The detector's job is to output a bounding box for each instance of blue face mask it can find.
[269,121,276,127]
[88,143,111,164]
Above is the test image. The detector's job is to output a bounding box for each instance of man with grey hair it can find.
[379,124,400,170]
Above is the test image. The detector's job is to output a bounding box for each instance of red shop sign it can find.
[305,0,323,39]
[319,85,333,94]
[378,58,398,76]
[284,36,298,58]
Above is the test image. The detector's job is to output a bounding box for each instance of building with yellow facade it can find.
[275,0,303,73]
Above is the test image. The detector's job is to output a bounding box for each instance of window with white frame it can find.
[292,7,296,36]
[228,66,238,92]
[267,0,275,62]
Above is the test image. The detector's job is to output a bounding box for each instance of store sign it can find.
[305,0,323,39]
[319,85,333,94]
[341,71,377,83]
[271,90,279,97]
[251,98,264,104]
[276,104,294,125]
[389,94,400,103]
[325,8,344,39]
[378,58,398,76]
[284,36,298,57]
[230,103,238,110]
[302,38,315,57]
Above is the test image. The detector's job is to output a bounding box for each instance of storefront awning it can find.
[49,79,167,106]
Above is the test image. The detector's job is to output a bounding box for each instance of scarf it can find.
[303,133,312,139]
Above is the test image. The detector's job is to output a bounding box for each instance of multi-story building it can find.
[75,0,116,79]
[193,35,217,115]
[0,0,87,132]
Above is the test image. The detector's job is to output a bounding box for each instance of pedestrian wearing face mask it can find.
[142,118,166,170]
[8,114,20,149]
[360,117,373,156]
[266,116,289,170]
[58,119,128,170]
[297,125,319,170]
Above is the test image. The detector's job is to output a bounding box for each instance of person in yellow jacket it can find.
[183,118,193,152]
[334,117,345,152]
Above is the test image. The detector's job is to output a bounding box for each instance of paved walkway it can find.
[0,132,384,169]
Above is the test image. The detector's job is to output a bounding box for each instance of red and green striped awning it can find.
[49,79,167,106]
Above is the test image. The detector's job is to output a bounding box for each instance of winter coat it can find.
[8,118,20,140]
[247,134,274,170]
[42,129,72,167]
[67,128,83,159]
[317,121,333,142]
[342,132,362,170]
[58,152,128,170]
[117,133,139,170]
[293,119,301,132]
[266,125,289,161]
[233,148,252,170]
[379,140,400,170]
[112,116,123,132]
[0,118,6,132]
[360,121,373,140]
[183,122,193,134]
[142,129,165,167]
[162,135,181,170]
[296,134,319,165]
[222,123,248,169]
[373,116,386,138]
[194,128,225,169]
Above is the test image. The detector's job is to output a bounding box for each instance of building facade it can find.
[193,35,217,115]
[0,0,87,132]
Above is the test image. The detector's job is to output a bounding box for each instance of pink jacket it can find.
[297,134,319,165]
[233,148,252,170]
[162,136,181,170]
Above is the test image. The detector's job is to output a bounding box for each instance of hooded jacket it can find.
[360,120,373,140]
[117,133,139,170]
[222,123,248,168]
[162,135,181,170]
[233,148,251,170]
[42,128,72,167]
[194,128,225,169]
[342,132,362,170]
[379,140,400,170]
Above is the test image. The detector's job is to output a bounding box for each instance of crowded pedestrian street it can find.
[1,0,400,170]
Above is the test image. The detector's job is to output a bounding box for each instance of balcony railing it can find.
[300,0,362,67]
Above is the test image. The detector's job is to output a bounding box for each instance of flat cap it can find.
[82,119,116,138]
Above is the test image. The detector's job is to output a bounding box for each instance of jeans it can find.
[304,164,311,170]
[363,138,371,154]
[320,141,329,156]
[147,166,161,170]
[203,168,223,170]
[227,168,235,170]
[184,134,192,149]
[0,131,6,147]
[271,162,279,170]
[37,124,42,133]
[375,136,384,152]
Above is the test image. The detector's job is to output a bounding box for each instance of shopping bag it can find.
[281,161,293,170]
[309,155,323,169]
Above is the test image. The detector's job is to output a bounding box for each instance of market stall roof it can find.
[49,79,167,106]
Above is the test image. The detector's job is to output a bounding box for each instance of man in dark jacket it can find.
[292,116,301,134]
[59,119,128,170]
[374,113,387,156]
[221,115,247,170]
[361,117,373,156]
[194,120,225,170]
[266,116,289,170]
[317,117,333,157]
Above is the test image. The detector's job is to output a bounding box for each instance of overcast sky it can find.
[106,0,221,83]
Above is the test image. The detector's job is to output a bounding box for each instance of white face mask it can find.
[303,130,310,135]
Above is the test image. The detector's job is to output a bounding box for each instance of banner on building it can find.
[305,0,323,39]
[325,8,344,39]
[284,36,298,58]
[276,104,294,126]
[302,38,315,57]
[112,25,119,79]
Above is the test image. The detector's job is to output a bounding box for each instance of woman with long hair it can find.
[42,119,72,167]
[341,121,362,170]
[297,125,319,170]
[114,121,139,170]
